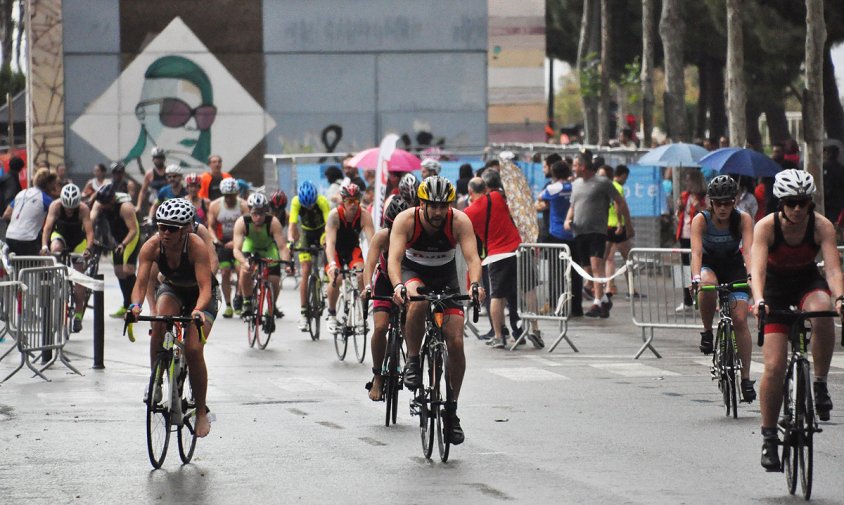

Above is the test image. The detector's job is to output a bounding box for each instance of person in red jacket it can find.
[464,176,542,349]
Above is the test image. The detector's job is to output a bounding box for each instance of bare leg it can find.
[443,314,466,400]
[759,333,788,429]
[369,312,388,401]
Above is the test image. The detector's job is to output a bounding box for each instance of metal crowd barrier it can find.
[515,243,576,353]
[628,248,703,358]
[1,266,81,382]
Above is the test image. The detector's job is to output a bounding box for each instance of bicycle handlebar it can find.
[407,288,480,324]
[123,315,205,344]
[756,304,841,347]
[699,282,749,292]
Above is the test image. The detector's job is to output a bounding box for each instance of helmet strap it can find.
[423,203,444,229]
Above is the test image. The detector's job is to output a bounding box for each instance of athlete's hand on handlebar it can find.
[392,283,407,306]
[191,309,206,325]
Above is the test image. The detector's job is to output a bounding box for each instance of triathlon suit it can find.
[241,215,281,276]
[763,211,829,333]
[401,207,463,314]
[155,235,219,321]
[51,206,88,254]
[112,178,130,195]
[289,194,330,262]
[371,242,393,313]
[700,209,748,300]
[214,198,242,269]
[331,205,364,270]
[192,199,208,226]
[148,169,168,204]
[105,201,140,266]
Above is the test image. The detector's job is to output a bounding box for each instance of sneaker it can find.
[241,300,253,316]
[109,306,127,319]
[232,295,243,311]
[584,304,602,318]
[262,314,276,334]
[444,404,465,445]
[675,302,693,312]
[527,331,545,349]
[699,330,714,355]
[599,299,612,318]
[297,315,308,331]
[741,379,757,403]
[478,328,494,341]
[814,381,833,421]
[143,383,163,405]
[222,306,234,318]
[582,286,595,301]
[403,357,421,390]
[71,316,83,333]
[489,338,506,349]
[761,437,780,471]
[327,315,338,334]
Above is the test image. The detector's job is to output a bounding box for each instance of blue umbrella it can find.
[636,142,710,167]
[698,147,781,177]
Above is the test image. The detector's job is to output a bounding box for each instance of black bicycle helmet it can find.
[383,197,409,229]
[95,183,116,204]
[707,175,738,201]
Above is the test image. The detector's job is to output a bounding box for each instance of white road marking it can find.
[694,358,765,374]
[487,367,569,381]
[590,363,680,377]
[525,356,565,367]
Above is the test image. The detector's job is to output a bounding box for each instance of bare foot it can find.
[368,375,384,401]
[195,412,211,438]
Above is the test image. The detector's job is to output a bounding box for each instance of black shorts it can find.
[401,259,463,313]
[216,243,235,269]
[156,282,220,322]
[606,226,628,244]
[575,233,607,261]
[763,267,830,330]
[701,255,748,286]
[371,268,393,314]
[488,255,517,299]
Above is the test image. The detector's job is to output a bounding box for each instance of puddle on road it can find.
[316,421,344,430]
[358,437,387,446]
[0,404,13,421]
[464,483,514,501]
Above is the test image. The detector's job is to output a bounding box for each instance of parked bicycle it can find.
[367,294,405,426]
[242,255,291,349]
[124,314,206,469]
[406,286,479,462]
[333,266,367,362]
[698,281,749,418]
[757,305,840,500]
[292,245,326,341]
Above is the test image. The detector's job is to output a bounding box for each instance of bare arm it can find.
[360,210,375,243]
[232,217,248,265]
[206,200,220,244]
[612,191,634,238]
[130,239,158,307]
[387,210,413,287]
[195,223,219,273]
[41,201,61,250]
[689,213,705,281]
[270,217,290,262]
[740,211,753,279]
[325,210,339,269]
[136,173,151,210]
[817,214,844,304]
[453,211,483,288]
[750,215,773,310]
[190,235,213,314]
[564,204,574,232]
[363,229,388,289]
[80,204,95,251]
[119,203,138,248]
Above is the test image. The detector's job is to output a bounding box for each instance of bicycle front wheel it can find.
[177,365,197,464]
[256,282,275,350]
[419,346,435,459]
[724,328,738,419]
[352,290,367,363]
[384,326,401,427]
[798,361,814,499]
[436,342,452,462]
[334,289,348,361]
[783,362,798,495]
[307,274,321,341]
[146,355,173,469]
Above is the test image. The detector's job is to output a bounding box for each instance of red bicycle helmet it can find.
[340,183,361,200]
[270,190,288,209]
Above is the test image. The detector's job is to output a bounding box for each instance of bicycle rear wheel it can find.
[798,362,814,499]
[334,288,349,361]
[783,362,798,495]
[146,355,172,469]
[256,282,275,350]
[307,275,321,341]
[352,290,367,363]
[725,330,738,419]
[436,342,451,462]
[384,326,402,426]
[177,365,197,464]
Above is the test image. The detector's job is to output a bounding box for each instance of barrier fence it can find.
[515,243,576,353]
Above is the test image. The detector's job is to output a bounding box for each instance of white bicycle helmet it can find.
[773,169,816,199]
[165,164,182,176]
[420,158,442,175]
[220,178,239,195]
[60,184,81,209]
[247,192,269,210]
[151,147,166,158]
[156,198,195,226]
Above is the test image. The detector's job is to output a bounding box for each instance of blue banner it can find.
[623,164,664,217]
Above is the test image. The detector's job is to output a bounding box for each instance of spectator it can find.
[54,163,69,186]
[0,156,25,216]
[477,159,500,178]
[199,154,232,201]
[676,169,706,310]
[735,175,758,221]
[537,160,580,316]
[719,136,729,148]
[455,163,474,197]
[537,153,562,241]
[2,167,58,255]
[342,154,367,190]
[604,164,633,296]
[822,144,844,230]
[82,163,108,206]
[617,128,638,148]
[565,150,633,318]
[420,158,441,180]
[324,165,344,208]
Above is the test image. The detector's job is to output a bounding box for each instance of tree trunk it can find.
[763,102,790,147]
[14,0,23,70]
[726,0,746,148]
[745,100,762,149]
[804,0,826,212]
[823,42,844,142]
[641,0,655,146]
[598,0,612,145]
[0,0,12,72]
[578,0,601,144]
[708,61,727,140]
[695,60,709,139]
[659,0,688,142]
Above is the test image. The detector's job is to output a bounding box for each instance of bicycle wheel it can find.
[307,274,321,341]
[384,326,400,426]
[390,331,403,425]
[419,345,435,460]
[146,355,172,469]
[436,341,452,462]
[256,282,275,350]
[783,362,798,495]
[724,328,738,419]
[712,324,729,413]
[177,364,197,464]
[352,290,367,363]
[798,361,814,499]
[334,286,348,361]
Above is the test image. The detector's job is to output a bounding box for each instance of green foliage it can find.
[579,51,601,98]
[619,56,642,104]
[0,66,24,107]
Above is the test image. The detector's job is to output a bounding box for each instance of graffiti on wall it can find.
[70,17,275,177]
[30,0,65,165]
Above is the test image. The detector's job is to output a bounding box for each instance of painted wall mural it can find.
[30,0,65,165]
[70,17,275,178]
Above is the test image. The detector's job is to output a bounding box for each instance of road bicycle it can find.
[124,314,206,469]
[292,245,326,341]
[242,255,291,349]
[698,281,749,418]
[52,250,87,336]
[406,286,479,462]
[333,267,367,362]
[757,305,840,500]
[367,294,405,426]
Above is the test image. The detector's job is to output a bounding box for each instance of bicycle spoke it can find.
[146,356,172,469]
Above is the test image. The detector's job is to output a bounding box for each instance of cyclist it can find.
[750,169,844,470]
[91,184,140,318]
[149,164,187,219]
[135,146,168,214]
[127,198,217,439]
[40,183,95,332]
[383,173,417,211]
[325,183,375,332]
[689,175,755,401]
[184,173,209,226]
[288,180,331,331]
[388,175,485,445]
[363,196,409,400]
[269,190,289,236]
[232,193,291,320]
[207,178,248,318]
[109,161,138,202]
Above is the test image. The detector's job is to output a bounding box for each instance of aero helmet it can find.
[383,197,409,229]
[220,178,239,195]
[420,158,442,175]
[398,173,419,205]
[269,190,288,209]
[247,192,269,211]
[60,184,81,209]
[184,173,200,186]
[298,180,317,207]
[95,183,116,204]
[707,175,738,201]
[340,183,361,200]
[156,198,195,226]
[773,169,816,199]
[417,176,456,203]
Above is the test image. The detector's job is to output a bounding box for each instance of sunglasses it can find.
[711,199,735,207]
[783,198,811,208]
[135,98,217,131]
[158,224,182,233]
[343,198,360,204]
